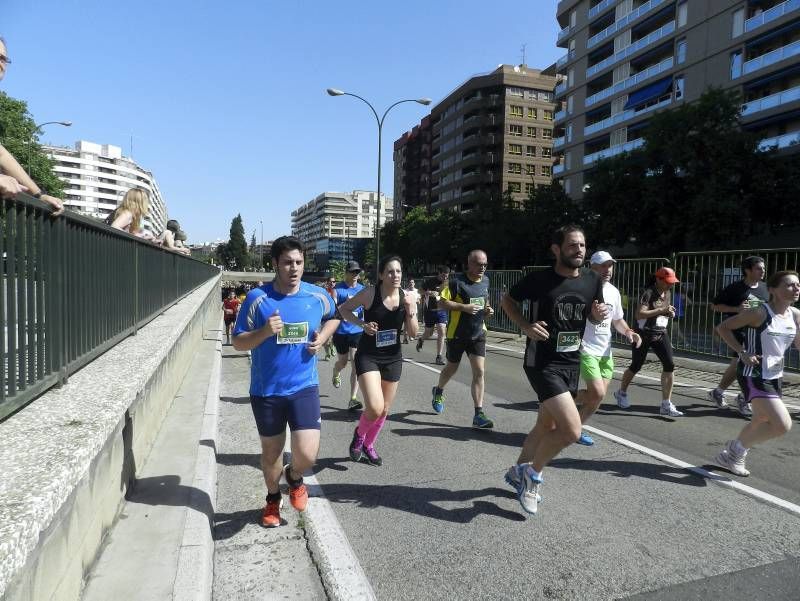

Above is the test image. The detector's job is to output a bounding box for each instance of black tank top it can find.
[357,285,406,358]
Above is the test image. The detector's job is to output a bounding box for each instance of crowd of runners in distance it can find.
[226,229,799,524]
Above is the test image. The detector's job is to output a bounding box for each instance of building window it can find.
[674,75,685,100]
[732,8,744,37]
[525,145,536,157]
[508,143,523,155]
[527,107,538,119]
[541,147,552,158]
[730,51,742,79]
[677,1,688,27]
[508,86,524,97]
[543,110,554,121]
[566,123,574,143]
[525,182,535,195]
[541,165,552,177]
[567,68,575,87]
[525,164,536,175]
[564,177,571,195]
[508,162,523,174]
[509,105,524,117]
[526,126,537,138]
[542,129,553,140]
[677,38,687,64]
[509,124,523,136]
[508,181,522,193]
[567,95,574,114]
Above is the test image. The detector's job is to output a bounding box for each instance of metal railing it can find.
[745,0,800,32]
[1,193,219,421]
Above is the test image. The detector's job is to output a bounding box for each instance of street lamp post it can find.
[326,88,431,279]
[28,120,72,176]
[259,219,264,270]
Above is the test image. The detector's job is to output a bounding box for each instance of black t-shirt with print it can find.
[637,286,672,334]
[713,280,769,318]
[421,276,447,312]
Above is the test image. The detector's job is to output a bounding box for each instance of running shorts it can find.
[580,353,614,381]
[424,309,448,328]
[224,315,236,325]
[354,352,403,382]
[523,365,579,401]
[737,374,782,403]
[333,332,362,355]
[250,386,321,437]
[446,335,487,363]
[628,331,674,373]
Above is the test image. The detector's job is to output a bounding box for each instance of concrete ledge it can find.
[0,276,220,601]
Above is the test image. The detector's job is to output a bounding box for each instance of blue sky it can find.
[2,0,561,243]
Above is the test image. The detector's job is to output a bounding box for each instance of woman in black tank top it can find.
[337,255,419,466]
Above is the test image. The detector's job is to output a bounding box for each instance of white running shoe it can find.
[708,388,728,409]
[714,441,750,477]
[504,466,542,502]
[660,401,684,417]
[614,389,631,409]
[515,464,543,515]
[736,393,752,418]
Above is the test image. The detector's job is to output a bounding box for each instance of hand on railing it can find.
[0,175,28,198]
[39,193,64,216]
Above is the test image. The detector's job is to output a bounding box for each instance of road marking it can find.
[484,343,800,411]
[402,357,442,374]
[406,346,800,518]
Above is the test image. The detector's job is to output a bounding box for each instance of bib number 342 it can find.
[556,331,581,353]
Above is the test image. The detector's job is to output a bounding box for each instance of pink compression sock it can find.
[363,415,387,448]
[357,413,376,438]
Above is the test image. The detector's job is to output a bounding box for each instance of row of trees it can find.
[380,89,800,269]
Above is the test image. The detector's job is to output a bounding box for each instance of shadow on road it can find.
[220,395,250,404]
[388,409,526,447]
[549,457,708,487]
[126,474,214,530]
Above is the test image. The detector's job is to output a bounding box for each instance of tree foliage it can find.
[216,214,251,270]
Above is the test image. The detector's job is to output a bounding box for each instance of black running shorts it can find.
[333,333,362,355]
[523,365,579,401]
[354,352,403,382]
[445,335,487,363]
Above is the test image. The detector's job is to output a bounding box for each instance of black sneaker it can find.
[416,338,424,352]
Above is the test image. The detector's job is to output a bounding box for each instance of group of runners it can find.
[231,228,799,525]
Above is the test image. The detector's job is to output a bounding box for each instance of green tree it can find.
[0,92,64,197]
[225,214,250,270]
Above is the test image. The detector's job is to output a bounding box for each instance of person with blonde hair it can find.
[107,188,151,238]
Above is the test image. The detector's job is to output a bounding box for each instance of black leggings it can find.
[628,331,675,373]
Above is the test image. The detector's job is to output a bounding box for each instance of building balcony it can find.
[584,138,645,165]
[746,0,800,33]
[758,130,800,150]
[555,109,567,123]
[553,136,566,149]
[586,57,674,106]
[555,81,568,97]
[557,24,573,43]
[589,0,617,20]
[585,95,672,135]
[553,163,565,175]
[587,0,669,49]
[741,39,800,77]
[556,51,575,69]
[742,84,800,117]
[587,20,676,79]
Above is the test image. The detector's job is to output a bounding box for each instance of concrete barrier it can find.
[0,276,221,601]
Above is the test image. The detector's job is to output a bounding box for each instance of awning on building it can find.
[624,76,673,109]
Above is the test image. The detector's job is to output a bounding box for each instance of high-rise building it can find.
[44,140,168,235]
[553,0,800,197]
[394,64,559,215]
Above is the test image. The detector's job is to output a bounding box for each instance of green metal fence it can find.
[1,193,220,421]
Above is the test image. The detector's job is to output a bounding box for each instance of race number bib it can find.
[765,355,784,373]
[594,319,611,334]
[556,331,581,353]
[469,297,486,308]
[744,296,761,309]
[655,315,669,328]
[276,322,309,345]
[376,329,398,348]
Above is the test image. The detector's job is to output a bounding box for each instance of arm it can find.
[612,318,642,348]
[110,209,133,231]
[232,310,283,351]
[793,308,800,351]
[716,308,765,364]
[501,292,548,340]
[0,144,64,215]
[339,287,378,335]
[0,174,27,198]
[711,302,744,314]
[307,316,342,354]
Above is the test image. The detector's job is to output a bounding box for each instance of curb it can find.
[172,321,222,601]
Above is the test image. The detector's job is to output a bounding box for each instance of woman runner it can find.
[714,270,800,477]
[338,255,419,465]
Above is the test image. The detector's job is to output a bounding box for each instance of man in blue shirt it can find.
[233,236,339,528]
[331,261,366,411]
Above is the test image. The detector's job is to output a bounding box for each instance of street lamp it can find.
[28,120,72,176]
[326,88,431,279]
[259,219,264,270]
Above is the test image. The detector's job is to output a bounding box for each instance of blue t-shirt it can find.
[334,281,365,335]
[233,281,336,397]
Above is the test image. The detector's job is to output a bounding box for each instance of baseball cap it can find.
[655,267,680,284]
[346,260,362,272]
[590,251,616,265]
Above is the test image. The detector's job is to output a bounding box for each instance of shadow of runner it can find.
[388,409,526,447]
[548,457,708,487]
[312,482,525,523]
[126,474,214,530]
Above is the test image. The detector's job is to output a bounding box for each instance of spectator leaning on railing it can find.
[0,36,64,215]
[157,219,191,255]
[106,188,153,239]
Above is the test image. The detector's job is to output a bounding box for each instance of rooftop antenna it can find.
[521,44,527,66]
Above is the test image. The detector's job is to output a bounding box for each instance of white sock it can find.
[731,439,748,456]
[662,399,672,406]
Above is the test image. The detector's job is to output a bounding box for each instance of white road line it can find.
[402,357,442,374]
[405,348,800,518]
[485,342,800,412]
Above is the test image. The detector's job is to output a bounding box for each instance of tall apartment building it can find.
[394,64,559,215]
[290,190,392,264]
[44,140,168,235]
[553,0,800,196]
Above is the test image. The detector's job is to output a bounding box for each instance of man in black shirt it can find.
[416,265,450,365]
[709,256,768,416]
[501,225,607,515]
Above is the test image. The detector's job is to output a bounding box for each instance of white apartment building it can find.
[290,190,393,244]
[43,140,168,235]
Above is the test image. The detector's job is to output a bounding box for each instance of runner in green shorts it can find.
[575,251,641,446]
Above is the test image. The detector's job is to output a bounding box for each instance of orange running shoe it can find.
[284,464,308,512]
[261,496,282,528]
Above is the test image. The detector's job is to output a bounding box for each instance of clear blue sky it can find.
[2,0,561,243]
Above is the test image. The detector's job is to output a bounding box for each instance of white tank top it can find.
[742,305,797,380]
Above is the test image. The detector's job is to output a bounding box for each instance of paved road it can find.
[312,335,800,600]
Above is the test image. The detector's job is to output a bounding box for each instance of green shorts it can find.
[580,354,614,381]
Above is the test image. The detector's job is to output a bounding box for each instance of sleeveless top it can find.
[356,286,406,358]
[740,304,797,380]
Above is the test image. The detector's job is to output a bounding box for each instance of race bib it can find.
[276,322,309,345]
[744,296,761,309]
[556,331,581,353]
[655,315,669,328]
[594,319,611,333]
[469,297,486,308]
[375,329,398,348]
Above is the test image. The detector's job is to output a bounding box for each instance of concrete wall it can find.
[0,275,221,601]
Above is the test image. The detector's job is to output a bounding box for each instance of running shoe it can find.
[472,410,494,429]
[261,496,283,528]
[660,401,684,417]
[348,397,363,412]
[708,388,728,409]
[349,427,365,462]
[363,445,383,466]
[431,387,445,414]
[576,432,595,446]
[736,393,752,418]
[416,339,424,352]
[283,465,308,512]
[332,373,342,388]
[614,389,630,409]
[435,355,445,366]
[503,466,542,502]
[515,464,543,515]
[714,441,750,477]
